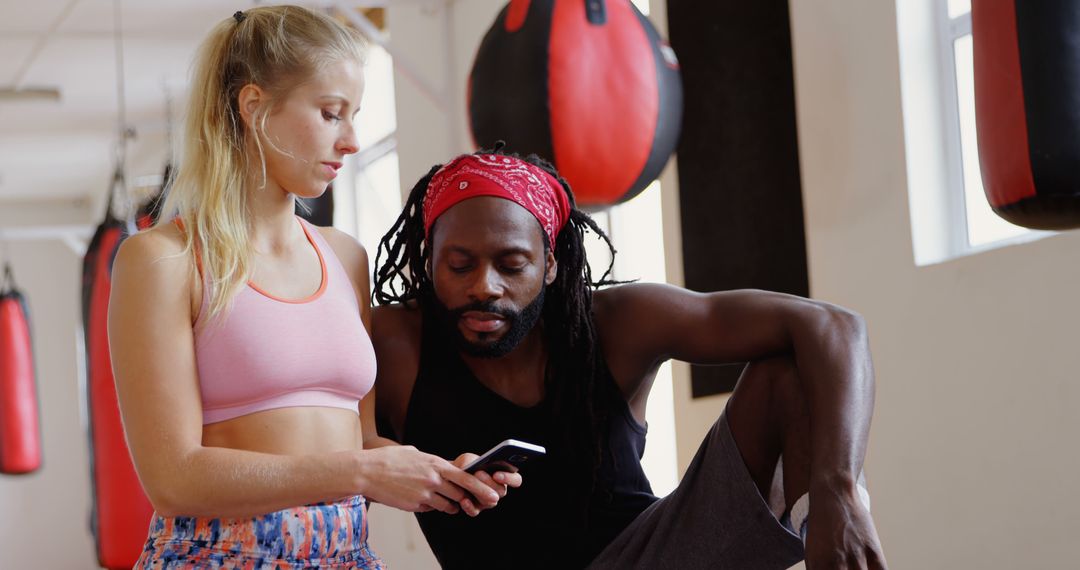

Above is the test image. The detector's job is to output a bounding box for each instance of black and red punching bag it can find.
[82,176,155,569]
[973,0,1080,229]
[0,262,42,475]
[469,0,682,208]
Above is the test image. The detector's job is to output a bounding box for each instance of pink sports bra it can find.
[186,217,376,424]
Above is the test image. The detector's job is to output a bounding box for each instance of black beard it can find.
[429,286,546,359]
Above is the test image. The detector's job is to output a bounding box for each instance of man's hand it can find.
[355,446,501,517]
[452,453,524,514]
[805,488,887,569]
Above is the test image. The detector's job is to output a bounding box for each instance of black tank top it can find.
[403,318,658,569]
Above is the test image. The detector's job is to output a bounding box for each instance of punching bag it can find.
[469,0,683,208]
[0,263,42,475]
[82,177,154,569]
[973,0,1080,229]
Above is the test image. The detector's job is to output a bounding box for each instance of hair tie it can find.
[233,11,246,24]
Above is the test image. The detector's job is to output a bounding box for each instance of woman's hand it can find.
[355,446,502,517]
[452,453,524,509]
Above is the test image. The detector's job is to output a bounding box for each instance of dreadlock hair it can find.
[373,145,623,518]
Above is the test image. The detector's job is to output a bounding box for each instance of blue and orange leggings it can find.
[135,495,384,569]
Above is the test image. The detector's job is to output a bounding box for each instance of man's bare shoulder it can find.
[593,282,690,332]
[371,301,423,355]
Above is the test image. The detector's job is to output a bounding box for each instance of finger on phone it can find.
[472,471,507,499]
[477,472,505,498]
[446,470,500,506]
[494,471,522,488]
[459,497,480,517]
[435,481,468,505]
[425,494,459,515]
[454,453,480,469]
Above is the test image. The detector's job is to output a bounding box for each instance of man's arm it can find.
[596,283,884,568]
[370,304,423,442]
[597,283,873,484]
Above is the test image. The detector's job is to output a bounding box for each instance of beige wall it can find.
[0,236,99,569]
[790,1,1080,568]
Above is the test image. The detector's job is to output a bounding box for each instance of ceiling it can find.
[0,0,403,210]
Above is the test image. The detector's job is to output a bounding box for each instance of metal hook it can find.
[0,235,14,293]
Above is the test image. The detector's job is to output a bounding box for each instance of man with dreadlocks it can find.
[369,148,886,569]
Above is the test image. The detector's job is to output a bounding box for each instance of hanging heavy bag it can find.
[973,0,1080,229]
[0,263,42,475]
[81,177,154,570]
[469,0,683,208]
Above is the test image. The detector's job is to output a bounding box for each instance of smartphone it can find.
[463,439,546,474]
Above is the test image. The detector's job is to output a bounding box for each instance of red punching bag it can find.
[469,0,683,208]
[0,263,42,475]
[82,177,155,569]
[973,0,1080,229]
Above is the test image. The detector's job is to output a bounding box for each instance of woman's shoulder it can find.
[314,225,366,255]
[313,225,368,279]
[114,223,194,280]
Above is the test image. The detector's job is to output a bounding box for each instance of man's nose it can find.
[467,265,502,302]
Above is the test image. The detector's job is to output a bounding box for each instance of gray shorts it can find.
[588,408,805,569]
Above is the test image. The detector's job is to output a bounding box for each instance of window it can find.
[330,21,404,274]
[899,0,1049,266]
[940,0,1030,249]
[585,180,679,497]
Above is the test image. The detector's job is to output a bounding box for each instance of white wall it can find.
[789,1,1080,568]
[0,235,99,569]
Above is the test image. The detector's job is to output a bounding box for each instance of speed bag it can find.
[469,0,683,208]
[973,0,1080,229]
[0,264,42,475]
[82,213,154,569]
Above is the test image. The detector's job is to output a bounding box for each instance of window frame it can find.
[936,5,973,255]
[934,1,1049,257]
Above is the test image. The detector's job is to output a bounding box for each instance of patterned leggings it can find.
[135,495,384,569]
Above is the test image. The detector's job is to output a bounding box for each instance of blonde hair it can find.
[156,5,366,322]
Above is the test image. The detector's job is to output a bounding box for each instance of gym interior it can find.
[1,1,1075,568]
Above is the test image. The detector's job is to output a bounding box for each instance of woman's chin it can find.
[293,185,331,200]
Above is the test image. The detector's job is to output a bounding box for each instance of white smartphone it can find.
[463,439,546,474]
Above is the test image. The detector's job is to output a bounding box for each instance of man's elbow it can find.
[833,305,867,337]
[804,300,868,344]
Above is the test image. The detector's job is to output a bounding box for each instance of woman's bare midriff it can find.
[201,406,363,456]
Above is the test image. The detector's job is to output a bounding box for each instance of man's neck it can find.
[459,328,547,408]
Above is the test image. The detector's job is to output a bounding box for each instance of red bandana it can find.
[422,154,571,246]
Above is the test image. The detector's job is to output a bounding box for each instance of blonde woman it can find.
[108,6,516,567]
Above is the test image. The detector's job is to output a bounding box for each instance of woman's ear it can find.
[236,83,265,130]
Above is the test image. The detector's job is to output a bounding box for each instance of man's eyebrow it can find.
[496,247,532,257]
[444,245,533,257]
[446,246,474,256]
